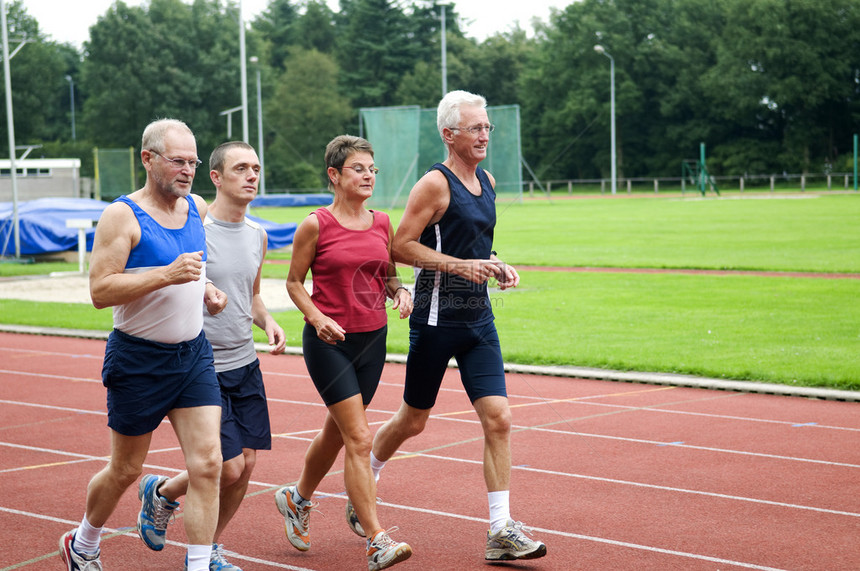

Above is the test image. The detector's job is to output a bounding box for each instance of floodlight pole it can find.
[250,56,265,195]
[440,4,448,97]
[1,0,20,258]
[594,45,617,195]
[65,75,76,141]
[239,0,249,143]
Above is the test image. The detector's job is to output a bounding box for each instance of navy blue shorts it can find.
[218,358,272,461]
[302,323,387,407]
[404,321,507,409]
[102,329,221,437]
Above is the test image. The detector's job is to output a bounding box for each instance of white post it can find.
[66,219,92,273]
[594,45,617,194]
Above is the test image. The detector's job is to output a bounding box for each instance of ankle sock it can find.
[488,490,511,534]
[73,516,102,555]
[370,452,386,482]
[292,487,310,506]
[186,544,212,571]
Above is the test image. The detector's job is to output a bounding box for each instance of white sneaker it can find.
[275,485,315,551]
[485,519,547,560]
[366,527,412,570]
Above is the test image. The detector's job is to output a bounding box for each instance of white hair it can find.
[436,90,487,139]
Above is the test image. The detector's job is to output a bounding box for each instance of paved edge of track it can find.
[4,323,857,403]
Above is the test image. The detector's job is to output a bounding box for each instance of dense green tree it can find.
[335,0,416,107]
[11,0,860,185]
[252,0,301,69]
[80,0,244,159]
[0,1,71,151]
[265,46,352,189]
[704,0,860,173]
[294,0,337,54]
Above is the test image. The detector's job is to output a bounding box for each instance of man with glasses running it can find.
[60,119,227,571]
[349,91,547,562]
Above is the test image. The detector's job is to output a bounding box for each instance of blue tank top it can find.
[115,195,207,269]
[411,163,496,327]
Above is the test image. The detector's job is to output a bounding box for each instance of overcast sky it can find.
[24,0,573,49]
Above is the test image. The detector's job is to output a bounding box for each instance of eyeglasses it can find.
[450,124,495,135]
[149,150,203,170]
[338,164,379,176]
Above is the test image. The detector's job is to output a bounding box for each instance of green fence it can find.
[360,105,522,209]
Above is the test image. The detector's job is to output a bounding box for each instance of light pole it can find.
[249,56,265,195]
[65,75,76,141]
[440,4,448,97]
[594,44,616,194]
[239,0,249,143]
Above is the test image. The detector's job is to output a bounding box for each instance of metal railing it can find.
[526,172,858,197]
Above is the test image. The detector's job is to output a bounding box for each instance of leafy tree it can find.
[0,1,70,151]
[335,0,416,108]
[265,46,352,190]
[252,0,301,69]
[294,0,337,54]
[80,1,244,161]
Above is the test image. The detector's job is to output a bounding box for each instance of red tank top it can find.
[308,207,390,333]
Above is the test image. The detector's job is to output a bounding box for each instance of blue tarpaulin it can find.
[249,193,332,208]
[1,197,298,256]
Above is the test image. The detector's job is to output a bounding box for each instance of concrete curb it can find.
[3,324,857,403]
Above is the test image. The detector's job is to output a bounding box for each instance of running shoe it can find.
[137,474,179,551]
[184,544,243,570]
[366,527,412,570]
[59,530,102,571]
[345,499,366,537]
[485,519,547,560]
[275,485,314,551]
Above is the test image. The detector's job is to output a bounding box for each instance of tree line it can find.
[3,0,859,193]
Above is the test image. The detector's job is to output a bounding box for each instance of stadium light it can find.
[594,44,617,194]
[250,56,265,195]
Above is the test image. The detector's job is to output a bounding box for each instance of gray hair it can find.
[142,118,193,153]
[436,90,487,139]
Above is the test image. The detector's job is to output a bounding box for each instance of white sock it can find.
[370,452,386,482]
[488,490,511,534]
[186,544,212,571]
[292,486,310,506]
[73,515,102,556]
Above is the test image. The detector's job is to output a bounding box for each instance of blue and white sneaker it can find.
[184,544,243,570]
[137,474,179,551]
[59,530,102,570]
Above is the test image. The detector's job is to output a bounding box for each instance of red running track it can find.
[1,331,858,570]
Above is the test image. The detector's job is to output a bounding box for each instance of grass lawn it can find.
[2,191,858,390]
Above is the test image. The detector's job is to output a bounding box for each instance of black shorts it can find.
[404,321,507,410]
[302,323,387,407]
[102,329,220,436]
[218,358,271,461]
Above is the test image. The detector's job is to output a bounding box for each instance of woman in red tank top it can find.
[275,135,414,570]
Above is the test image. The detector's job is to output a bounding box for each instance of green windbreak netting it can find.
[94,147,136,201]
[360,104,522,209]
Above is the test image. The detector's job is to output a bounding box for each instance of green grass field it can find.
[2,191,858,390]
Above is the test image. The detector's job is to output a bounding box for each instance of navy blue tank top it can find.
[410,163,496,327]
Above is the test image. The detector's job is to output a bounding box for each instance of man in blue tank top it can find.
[364,91,547,562]
[60,119,228,571]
